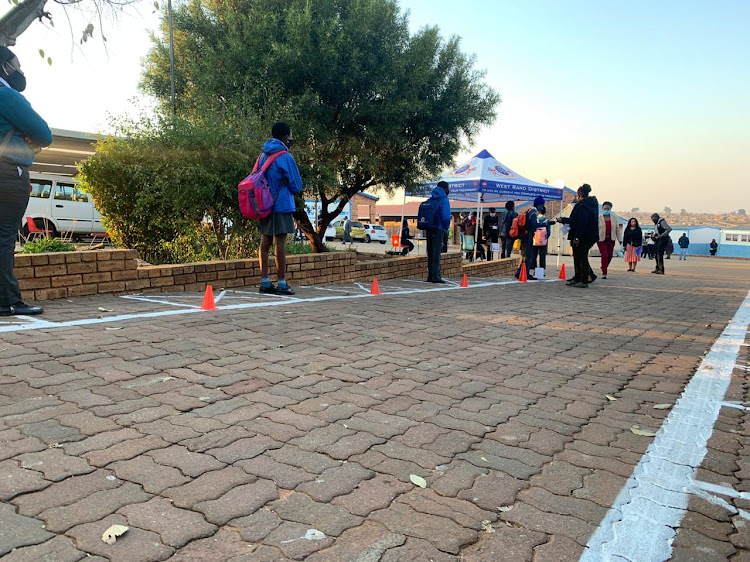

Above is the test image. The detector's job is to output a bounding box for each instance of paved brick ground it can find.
[0,256,749,561]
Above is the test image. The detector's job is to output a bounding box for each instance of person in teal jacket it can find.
[0,46,53,316]
[257,122,303,295]
[426,181,451,283]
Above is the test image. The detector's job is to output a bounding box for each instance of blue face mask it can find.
[603,210,611,216]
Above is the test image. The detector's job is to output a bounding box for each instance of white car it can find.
[363,223,388,244]
[24,174,106,238]
[324,225,336,241]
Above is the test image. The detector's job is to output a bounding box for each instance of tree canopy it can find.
[142,0,500,250]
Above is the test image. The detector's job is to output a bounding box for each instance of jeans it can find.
[596,239,616,275]
[501,237,514,259]
[679,247,688,259]
[0,164,30,307]
[572,242,594,283]
[655,238,667,272]
[426,229,444,280]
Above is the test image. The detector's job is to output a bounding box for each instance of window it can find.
[30,180,52,199]
[732,234,739,242]
[54,183,74,201]
[726,234,732,241]
[742,235,749,242]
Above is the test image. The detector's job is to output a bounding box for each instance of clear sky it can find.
[7,0,749,212]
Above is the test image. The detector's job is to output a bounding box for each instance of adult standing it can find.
[558,184,599,288]
[710,239,718,256]
[678,233,690,260]
[623,218,643,272]
[342,215,352,243]
[650,213,672,275]
[257,122,303,295]
[500,201,517,258]
[0,47,52,316]
[596,201,622,279]
[482,207,500,261]
[425,181,451,283]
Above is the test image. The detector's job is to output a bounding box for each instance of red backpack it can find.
[238,151,287,220]
[509,209,531,238]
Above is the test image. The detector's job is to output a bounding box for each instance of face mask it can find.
[285,138,295,148]
[490,213,495,217]
[1,67,26,92]
[653,218,658,224]
[603,210,610,216]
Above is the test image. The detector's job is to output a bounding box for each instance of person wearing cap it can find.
[650,212,672,275]
[0,47,53,316]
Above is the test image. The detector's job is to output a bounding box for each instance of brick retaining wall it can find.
[14,250,518,301]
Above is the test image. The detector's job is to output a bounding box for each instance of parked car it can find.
[331,220,366,241]
[324,224,336,241]
[23,174,106,238]
[362,223,387,244]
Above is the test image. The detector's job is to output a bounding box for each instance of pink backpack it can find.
[533,226,548,246]
[238,151,287,220]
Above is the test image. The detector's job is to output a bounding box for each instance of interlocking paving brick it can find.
[263,521,335,560]
[379,536,459,561]
[85,436,169,467]
[195,478,278,525]
[232,508,282,542]
[305,521,405,562]
[146,444,225,477]
[236,454,316,489]
[0,535,88,562]
[459,522,548,562]
[0,502,53,556]
[118,497,217,548]
[296,462,374,502]
[0,459,52,500]
[17,449,94,482]
[331,474,412,517]
[163,466,255,509]
[109,456,190,493]
[270,492,362,536]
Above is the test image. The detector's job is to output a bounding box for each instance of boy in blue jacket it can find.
[257,122,303,295]
[426,181,452,283]
[0,47,53,315]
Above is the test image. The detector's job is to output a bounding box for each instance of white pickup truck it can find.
[23,174,106,238]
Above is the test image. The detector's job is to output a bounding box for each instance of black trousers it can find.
[532,246,547,269]
[655,238,667,272]
[572,242,594,283]
[501,237,514,258]
[0,163,30,307]
[426,229,444,281]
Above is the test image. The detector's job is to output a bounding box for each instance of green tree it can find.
[77,116,264,264]
[142,0,499,251]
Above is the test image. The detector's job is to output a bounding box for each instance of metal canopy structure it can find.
[30,128,97,177]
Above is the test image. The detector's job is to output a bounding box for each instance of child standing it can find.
[532,206,551,273]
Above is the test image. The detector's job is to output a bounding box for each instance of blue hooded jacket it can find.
[430,186,452,231]
[258,138,303,214]
[0,83,53,167]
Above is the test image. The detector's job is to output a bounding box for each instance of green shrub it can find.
[22,238,76,254]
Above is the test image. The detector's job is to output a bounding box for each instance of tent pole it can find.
[398,188,407,251]
[556,220,562,269]
[473,193,481,262]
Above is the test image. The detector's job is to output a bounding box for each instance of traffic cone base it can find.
[460,274,469,288]
[559,263,566,280]
[370,277,380,295]
[201,285,216,310]
[518,264,528,283]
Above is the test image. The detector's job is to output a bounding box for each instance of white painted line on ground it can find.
[720,401,748,411]
[214,290,228,303]
[120,295,200,309]
[580,289,750,562]
[0,277,546,334]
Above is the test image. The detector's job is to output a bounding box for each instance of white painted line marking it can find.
[214,290,228,303]
[120,295,200,309]
[0,277,549,334]
[11,315,59,328]
[692,480,750,501]
[581,289,750,562]
[720,401,748,411]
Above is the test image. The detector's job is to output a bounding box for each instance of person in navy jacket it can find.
[257,122,303,295]
[426,181,452,283]
[0,47,53,316]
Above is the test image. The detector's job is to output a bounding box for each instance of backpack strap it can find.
[254,150,288,173]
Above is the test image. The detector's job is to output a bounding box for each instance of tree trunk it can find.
[293,209,327,253]
[0,0,50,46]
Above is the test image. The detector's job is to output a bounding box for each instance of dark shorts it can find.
[259,213,294,236]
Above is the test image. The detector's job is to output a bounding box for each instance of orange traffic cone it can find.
[370,277,380,295]
[201,285,216,310]
[518,263,528,283]
[460,274,469,288]
[559,263,566,280]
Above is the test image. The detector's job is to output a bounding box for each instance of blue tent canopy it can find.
[420,150,562,202]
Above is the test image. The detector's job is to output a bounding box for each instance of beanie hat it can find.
[533,196,545,207]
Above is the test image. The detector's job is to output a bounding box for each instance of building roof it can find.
[30,128,97,177]
[356,192,380,201]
